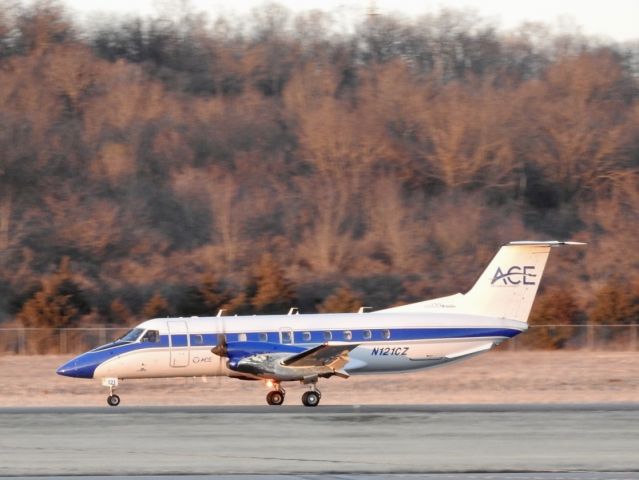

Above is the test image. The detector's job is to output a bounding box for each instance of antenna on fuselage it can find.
[358,306,372,313]
[287,307,299,315]
[216,309,226,317]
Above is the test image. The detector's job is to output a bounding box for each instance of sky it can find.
[54,0,639,42]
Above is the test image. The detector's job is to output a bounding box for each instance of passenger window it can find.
[302,331,312,342]
[343,331,352,341]
[382,329,391,340]
[238,333,247,342]
[281,331,292,344]
[323,331,332,341]
[192,334,203,345]
[363,330,372,340]
[259,333,268,342]
[141,330,160,343]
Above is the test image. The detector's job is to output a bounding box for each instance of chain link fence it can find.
[505,324,639,351]
[0,325,638,355]
[0,327,130,355]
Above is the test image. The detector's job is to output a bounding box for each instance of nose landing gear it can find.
[102,377,121,407]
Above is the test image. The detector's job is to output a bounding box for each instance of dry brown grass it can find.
[1,351,637,407]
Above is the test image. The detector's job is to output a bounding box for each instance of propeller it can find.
[211,309,228,383]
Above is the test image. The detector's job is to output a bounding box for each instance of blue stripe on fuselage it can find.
[57,340,168,378]
[56,327,521,379]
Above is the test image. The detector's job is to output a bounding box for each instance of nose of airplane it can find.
[56,354,99,379]
[56,358,79,377]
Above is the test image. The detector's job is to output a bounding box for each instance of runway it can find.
[4,475,639,480]
[1,404,638,477]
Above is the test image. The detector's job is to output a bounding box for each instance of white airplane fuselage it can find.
[61,312,525,381]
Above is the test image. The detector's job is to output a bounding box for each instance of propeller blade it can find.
[211,312,228,385]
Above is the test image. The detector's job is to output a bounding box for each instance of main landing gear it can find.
[266,389,285,405]
[301,389,321,407]
[266,383,286,405]
[264,382,322,407]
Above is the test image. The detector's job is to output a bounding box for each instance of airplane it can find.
[56,240,584,407]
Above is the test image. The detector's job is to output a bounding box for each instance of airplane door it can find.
[168,320,190,367]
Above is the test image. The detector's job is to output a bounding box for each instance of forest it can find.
[0,1,638,351]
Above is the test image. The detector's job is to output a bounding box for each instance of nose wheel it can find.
[102,378,121,407]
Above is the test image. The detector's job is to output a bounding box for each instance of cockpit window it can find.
[141,329,160,343]
[117,328,144,342]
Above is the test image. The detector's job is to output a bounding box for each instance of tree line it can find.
[0,1,638,351]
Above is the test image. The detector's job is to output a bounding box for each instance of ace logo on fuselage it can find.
[491,266,536,286]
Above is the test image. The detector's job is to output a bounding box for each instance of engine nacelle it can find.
[230,352,336,381]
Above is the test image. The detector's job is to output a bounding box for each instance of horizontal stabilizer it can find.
[507,241,586,246]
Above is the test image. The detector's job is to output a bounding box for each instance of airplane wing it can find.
[282,343,358,368]
[221,341,359,381]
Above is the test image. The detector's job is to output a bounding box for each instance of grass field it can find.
[0,351,637,407]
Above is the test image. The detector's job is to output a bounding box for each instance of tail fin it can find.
[462,241,579,322]
[377,241,585,322]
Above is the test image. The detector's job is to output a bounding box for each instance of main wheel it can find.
[266,390,284,406]
[302,391,320,407]
[107,394,121,407]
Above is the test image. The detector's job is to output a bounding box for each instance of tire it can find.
[302,391,320,407]
[107,394,121,407]
[266,390,284,406]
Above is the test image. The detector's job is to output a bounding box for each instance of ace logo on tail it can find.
[491,266,537,286]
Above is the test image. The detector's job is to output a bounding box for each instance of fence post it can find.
[99,326,106,347]
[59,329,67,354]
[17,327,26,355]
[587,323,595,350]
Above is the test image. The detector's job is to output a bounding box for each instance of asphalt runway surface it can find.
[1,404,638,478]
[3,476,639,480]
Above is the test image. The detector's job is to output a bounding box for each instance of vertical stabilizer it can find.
[376,241,585,322]
[462,242,551,322]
